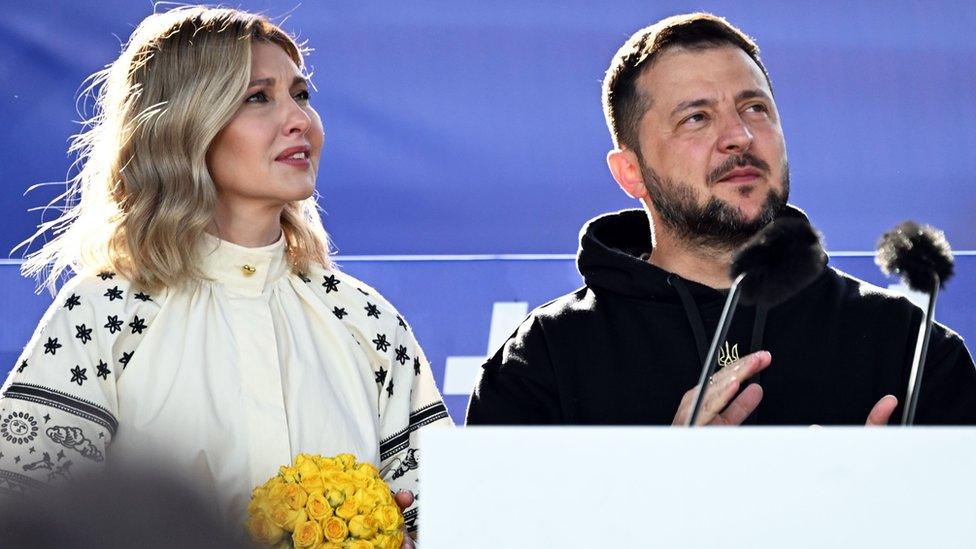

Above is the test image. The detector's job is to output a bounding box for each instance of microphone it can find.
[875,221,955,426]
[686,217,827,426]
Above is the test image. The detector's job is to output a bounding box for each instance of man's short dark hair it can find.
[602,13,771,150]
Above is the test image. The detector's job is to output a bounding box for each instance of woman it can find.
[0,6,450,542]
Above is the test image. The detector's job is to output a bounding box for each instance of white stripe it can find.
[1,251,975,265]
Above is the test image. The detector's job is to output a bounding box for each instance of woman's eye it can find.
[245,91,268,104]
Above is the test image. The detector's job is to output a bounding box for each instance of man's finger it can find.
[695,351,771,424]
[718,383,764,425]
[865,394,898,426]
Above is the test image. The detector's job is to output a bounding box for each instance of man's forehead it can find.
[636,45,770,109]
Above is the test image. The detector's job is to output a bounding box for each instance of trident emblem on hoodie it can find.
[718,341,740,368]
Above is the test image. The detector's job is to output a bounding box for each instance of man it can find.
[466,13,976,426]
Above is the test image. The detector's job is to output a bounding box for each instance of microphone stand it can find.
[902,275,940,426]
[687,273,746,427]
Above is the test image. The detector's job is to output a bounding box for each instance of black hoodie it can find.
[466,208,976,425]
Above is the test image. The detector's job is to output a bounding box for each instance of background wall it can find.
[1,1,974,422]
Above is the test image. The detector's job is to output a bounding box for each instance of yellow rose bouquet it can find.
[247,453,404,549]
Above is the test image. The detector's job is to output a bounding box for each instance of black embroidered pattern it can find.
[43,337,62,355]
[1,411,38,445]
[379,401,450,460]
[128,316,147,334]
[119,351,133,369]
[413,357,421,376]
[298,273,311,283]
[390,448,419,480]
[394,345,410,365]
[103,286,123,301]
[3,383,118,436]
[372,333,390,352]
[333,307,347,320]
[16,360,27,373]
[64,294,81,310]
[74,324,92,344]
[375,366,388,385]
[365,302,381,319]
[397,315,407,329]
[0,469,48,496]
[357,287,370,296]
[133,292,152,302]
[96,361,111,380]
[322,274,340,293]
[47,425,104,462]
[386,379,394,398]
[69,366,87,386]
[97,272,115,281]
[104,315,123,334]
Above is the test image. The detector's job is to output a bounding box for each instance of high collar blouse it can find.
[0,234,451,529]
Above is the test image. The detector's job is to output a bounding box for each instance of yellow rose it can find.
[371,504,403,534]
[270,503,306,531]
[323,469,352,485]
[323,516,349,543]
[346,540,375,549]
[246,511,285,545]
[305,492,334,521]
[325,488,345,507]
[315,455,337,469]
[367,484,392,506]
[291,519,323,548]
[283,483,308,510]
[300,470,325,493]
[373,532,404,549]
[336,453,356,470]
[336,499,359,520]
[279,465,300,483]
[356,462,380,478]
[348,514,378,539]
[320,543,343,549]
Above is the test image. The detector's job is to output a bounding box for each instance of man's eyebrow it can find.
[246,76,309,88]
[670,98,714,117]
[736,89,771,102]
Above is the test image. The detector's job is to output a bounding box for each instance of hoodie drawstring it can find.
[668,275,708,366]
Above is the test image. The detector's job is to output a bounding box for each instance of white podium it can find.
[421,427,976,548]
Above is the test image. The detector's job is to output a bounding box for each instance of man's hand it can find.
[393,490,416,548]
[865,394,898,426]
[672,351,772,426]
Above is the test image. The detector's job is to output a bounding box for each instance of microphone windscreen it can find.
[731,217,828,307]
[875,220,954,291]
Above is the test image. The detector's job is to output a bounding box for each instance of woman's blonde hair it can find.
[20,6,330,293]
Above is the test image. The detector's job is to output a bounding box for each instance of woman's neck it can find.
[208,200,283,248]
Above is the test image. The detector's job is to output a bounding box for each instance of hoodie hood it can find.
[576,205,815,304]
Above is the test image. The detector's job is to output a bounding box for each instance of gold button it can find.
[241,264,256,276]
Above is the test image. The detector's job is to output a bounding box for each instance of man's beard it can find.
[639,153,790,251]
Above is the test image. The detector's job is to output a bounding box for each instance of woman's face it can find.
[206,41,324,215]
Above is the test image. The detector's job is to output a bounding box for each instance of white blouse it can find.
[0,235,451,529]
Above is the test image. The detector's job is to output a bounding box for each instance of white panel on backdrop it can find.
[442,302,527,396]
[422,427,976,548]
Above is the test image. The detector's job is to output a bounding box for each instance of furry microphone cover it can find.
[875,220,955,291]
[731,217,828,307]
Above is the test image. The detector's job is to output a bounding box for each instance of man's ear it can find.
[607,148,649,200]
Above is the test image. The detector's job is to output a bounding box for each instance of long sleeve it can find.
[915,325,976,424]
[466,315,563,425]
[0,273,156,494]
[318,270,452,533]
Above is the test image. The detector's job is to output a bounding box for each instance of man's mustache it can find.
[707,153,770,185]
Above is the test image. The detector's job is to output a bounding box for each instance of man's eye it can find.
[245,91,268,103]
[682,113,707,125]
[295,89,310,101]
[745,103,768,114]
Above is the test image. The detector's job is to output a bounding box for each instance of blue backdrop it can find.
[1,1,974,422]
